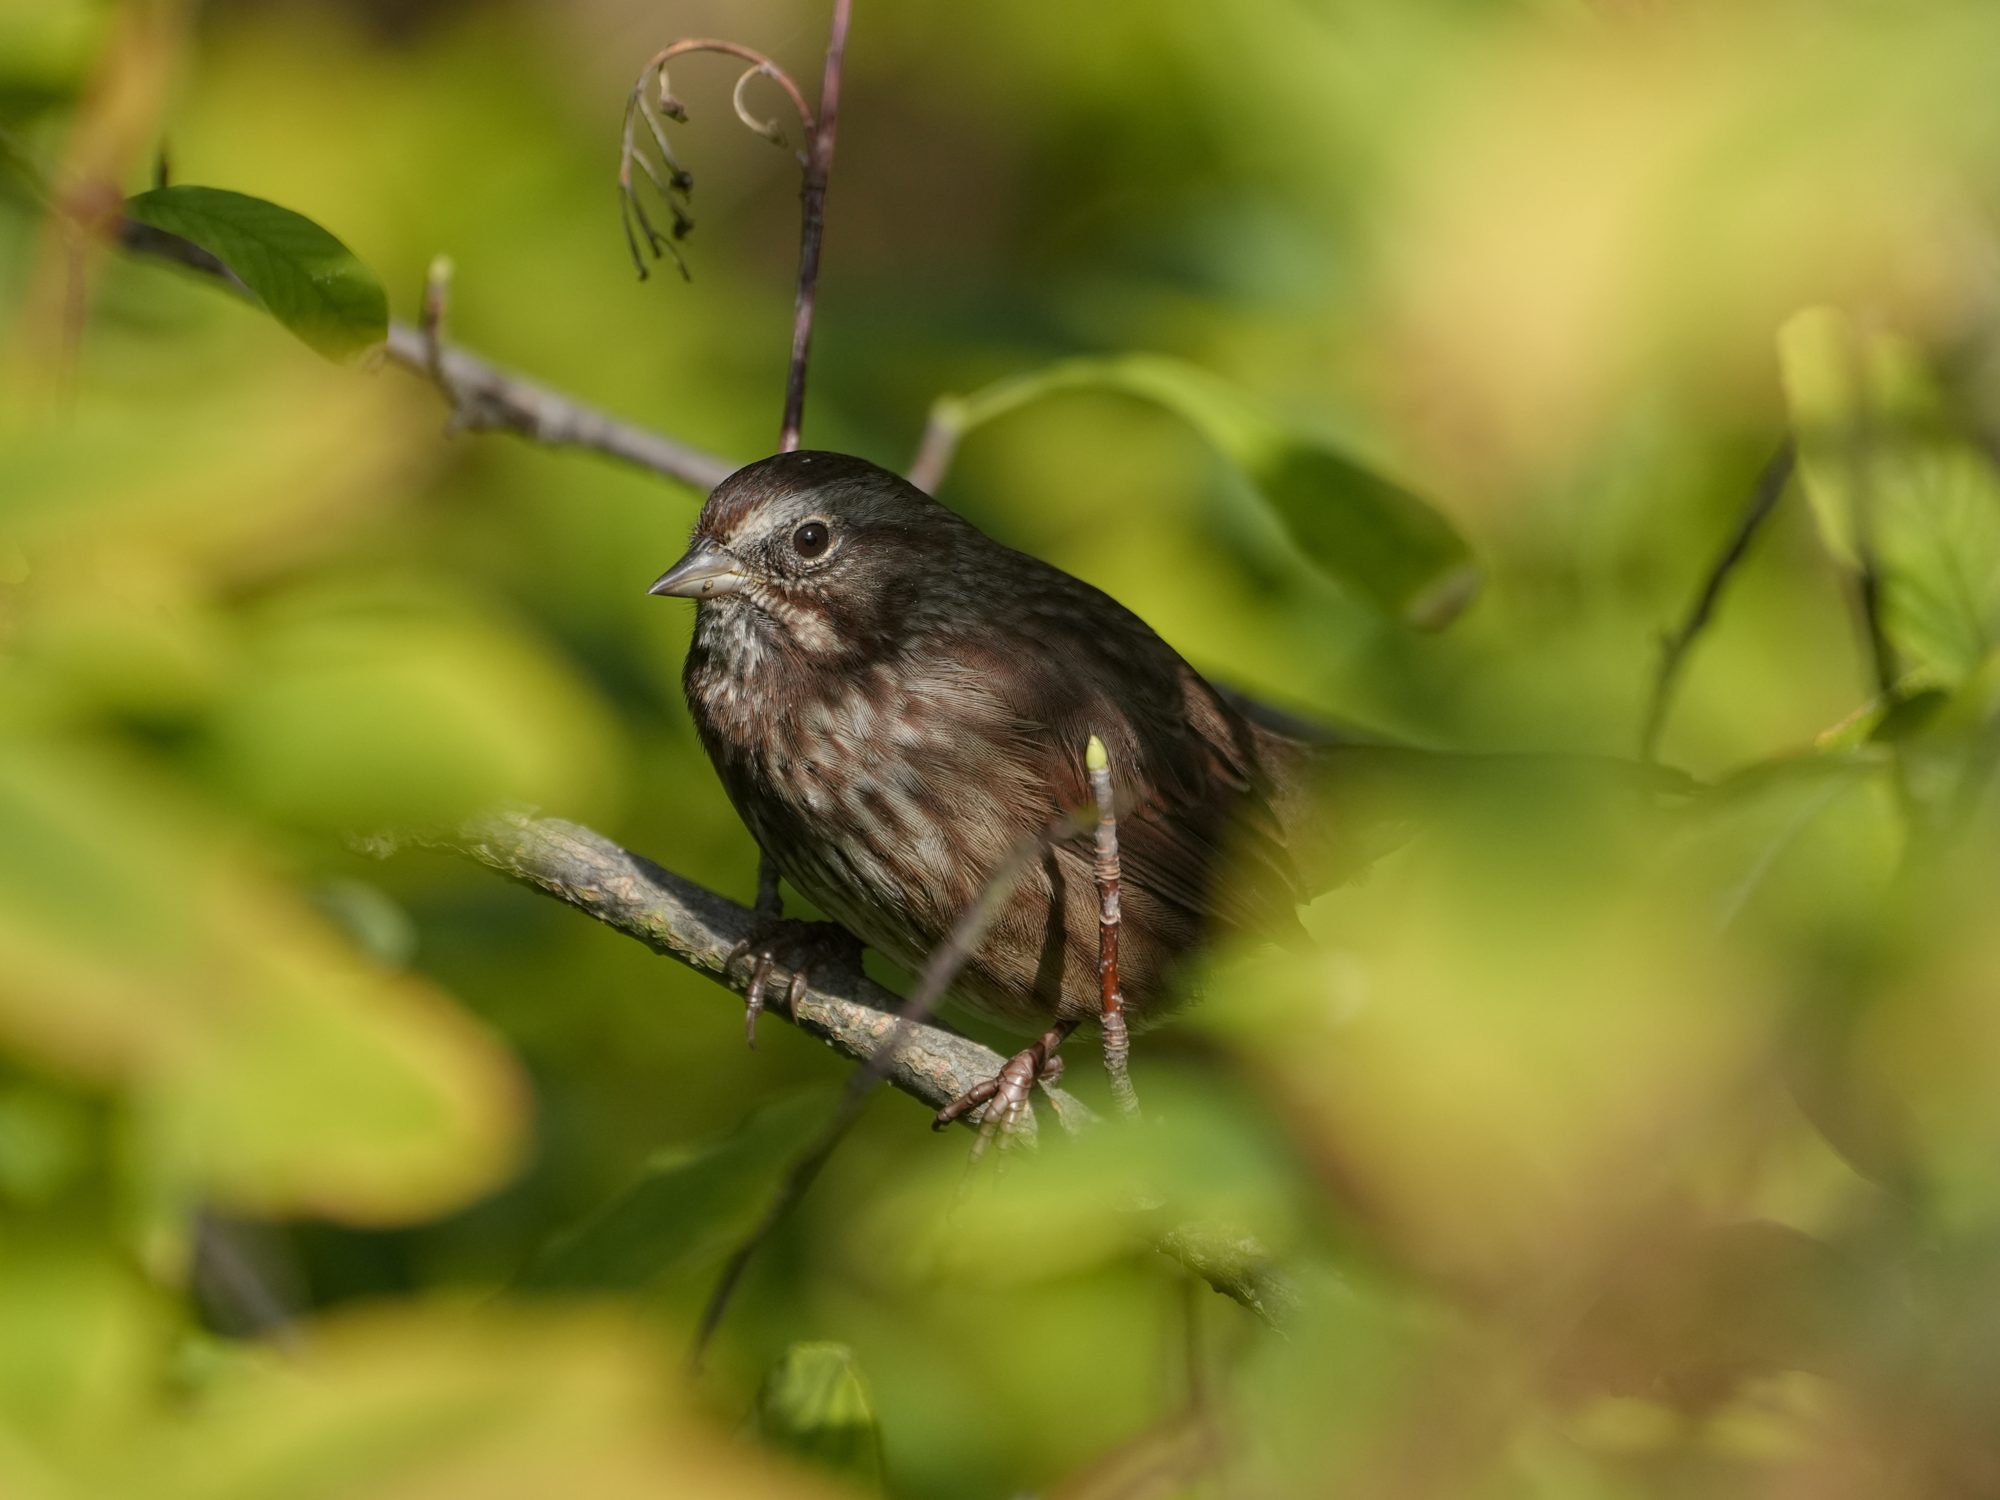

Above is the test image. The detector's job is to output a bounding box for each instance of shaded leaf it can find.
[122,186,386,361]
[520,1090,831,1294]
[944,355,1476,627]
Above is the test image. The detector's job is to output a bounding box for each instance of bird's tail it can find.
[1221,688,1695,898]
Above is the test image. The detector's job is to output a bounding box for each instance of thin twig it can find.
[1087,734,1139,1117]
[732,64,791,146]
[191,1213,305,1354]
[1639,441,1794,761]
[1843,377,1914,823]
[779,0,851,452]
[906,394,965,493]
[419,253,453,398]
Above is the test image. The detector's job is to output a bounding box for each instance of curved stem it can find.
[641,39,813,137]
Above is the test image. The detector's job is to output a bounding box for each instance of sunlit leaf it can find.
[202,579,624,836]
[122,186,387,361]
[120,1307,832,1500]
[1779,308,2000,685]
[0,0,108,118]
[750,1343,886,1493]
[0,1244,168,1481]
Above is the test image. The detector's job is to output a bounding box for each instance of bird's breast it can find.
[688,643,1028,958]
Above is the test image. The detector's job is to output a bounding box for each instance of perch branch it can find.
[417,810,1294,1326]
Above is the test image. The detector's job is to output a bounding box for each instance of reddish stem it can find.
[779,0,851,452]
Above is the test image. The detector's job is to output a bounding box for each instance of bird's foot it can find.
[726,918,863,1047]
[932,1020,1075,1151]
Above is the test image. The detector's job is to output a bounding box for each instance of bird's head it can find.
[648,450,964,661]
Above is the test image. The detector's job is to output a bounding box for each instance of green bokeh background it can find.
[9,0,2000,1495]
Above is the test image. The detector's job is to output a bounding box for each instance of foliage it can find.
[123,186,386,360]
[7,0,2000,1497]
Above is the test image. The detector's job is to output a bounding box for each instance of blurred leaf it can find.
[944,355,1476,626]
[202,579,624,835]
[1559,1219,1855,1409]
[520,1089,830,1294]
[307,878,418,969]
[0,1084,89,1206]
[850,1075,1296,1293]
[0,1242,169,1481]
[107,1306,833,1500]
[121,186,386,361]
[1779,308,2000,685]
[0,0,108,119]
[750,1342,886,1493]
[1778,308,1877,568]
[0,740,525,1225]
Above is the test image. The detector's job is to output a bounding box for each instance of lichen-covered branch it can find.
[429,810,1294,1323]
[447,810,1021,1120]
[377,323,735,490]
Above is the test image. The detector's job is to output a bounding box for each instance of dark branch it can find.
[1640,441,1794,761]
[779,0,851,451]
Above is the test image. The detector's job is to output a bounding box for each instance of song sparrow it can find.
[649,450,1397,1119]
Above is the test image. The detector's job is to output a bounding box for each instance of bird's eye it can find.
[792,520,831,559]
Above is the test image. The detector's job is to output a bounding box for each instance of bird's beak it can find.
[647,543,747,600]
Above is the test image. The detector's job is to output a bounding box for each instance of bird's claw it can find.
[932,1024,1071,1150]
[726,918,861,1047]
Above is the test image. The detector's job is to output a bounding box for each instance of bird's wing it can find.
[937,569,1308,945]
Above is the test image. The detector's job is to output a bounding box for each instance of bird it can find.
[645,450,1595,1128]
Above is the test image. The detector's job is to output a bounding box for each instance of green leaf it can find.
[1778,308,2000,686]
[518,1090,832,1294]
[0,0,108,119]
[124,1308,836,1499]
[0,740,525,1226]
[750,1342,886,1493]
[940,355,1477,627]
[122,186,387,361]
